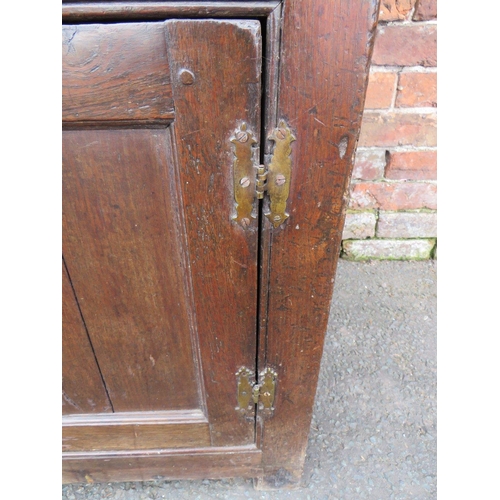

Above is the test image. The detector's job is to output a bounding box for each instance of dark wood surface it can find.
[256,0,380,487]
[63,127,203,413]
[63,410,210,451]
[62,2,279,22]
[62,0,380,486]
[63,260,112,414]
[255,2,281,426]
[63,445,262,484]
[163,19,261,446]
[62,18,263,470]
[62,23,174,124]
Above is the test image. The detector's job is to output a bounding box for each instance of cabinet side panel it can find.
[260,0,380,483]
[63,260,112,414]
[63,128,202,412]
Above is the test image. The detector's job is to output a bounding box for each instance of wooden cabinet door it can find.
[62,19,262,478]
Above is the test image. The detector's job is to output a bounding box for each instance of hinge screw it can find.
[235,130,249,143]
[276,128,286,140]
[241,218,250,228]
[240,177,251,188]
[275,174,286,186]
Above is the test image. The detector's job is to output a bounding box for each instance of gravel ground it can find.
[63,260,437,500]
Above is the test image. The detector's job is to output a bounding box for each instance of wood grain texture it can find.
[63,128,203,412]
[63,410,210,451]
[61,0,380,483]
[62,2,279,22]
[262,4,282,158]
[63,445,262,484]
[62,23,174,123]
[63,260,112,415]
[258,0,380,482]
[164,19,262,447]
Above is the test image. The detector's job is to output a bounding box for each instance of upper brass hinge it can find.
[231,120,295,229]
[236,367,277,417]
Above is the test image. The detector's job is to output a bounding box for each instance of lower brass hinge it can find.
[236,367,277,417]
[231,120,295,229]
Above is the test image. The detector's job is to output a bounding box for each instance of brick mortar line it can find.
[357,146,437,152]
[379,2,417,25]
[407,4,417,22]
[364,106,438,111]
[370,66,437,73]
[350,180,437,185]
[383,149,390,178]
[378,20,438,27]
[342,238,437,241]
[363,107,437,114]
[374,208,381,236]
[347,209,437,214]
[390,71,399,109]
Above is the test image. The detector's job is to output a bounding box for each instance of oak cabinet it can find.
[62,0,379,488]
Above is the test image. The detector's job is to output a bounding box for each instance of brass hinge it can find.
[231,120,295,229]
[236,367,277,417]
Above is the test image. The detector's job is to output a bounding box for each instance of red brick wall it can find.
[342,0,437,260]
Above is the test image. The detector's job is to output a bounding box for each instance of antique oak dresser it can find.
[62,0,380,488]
